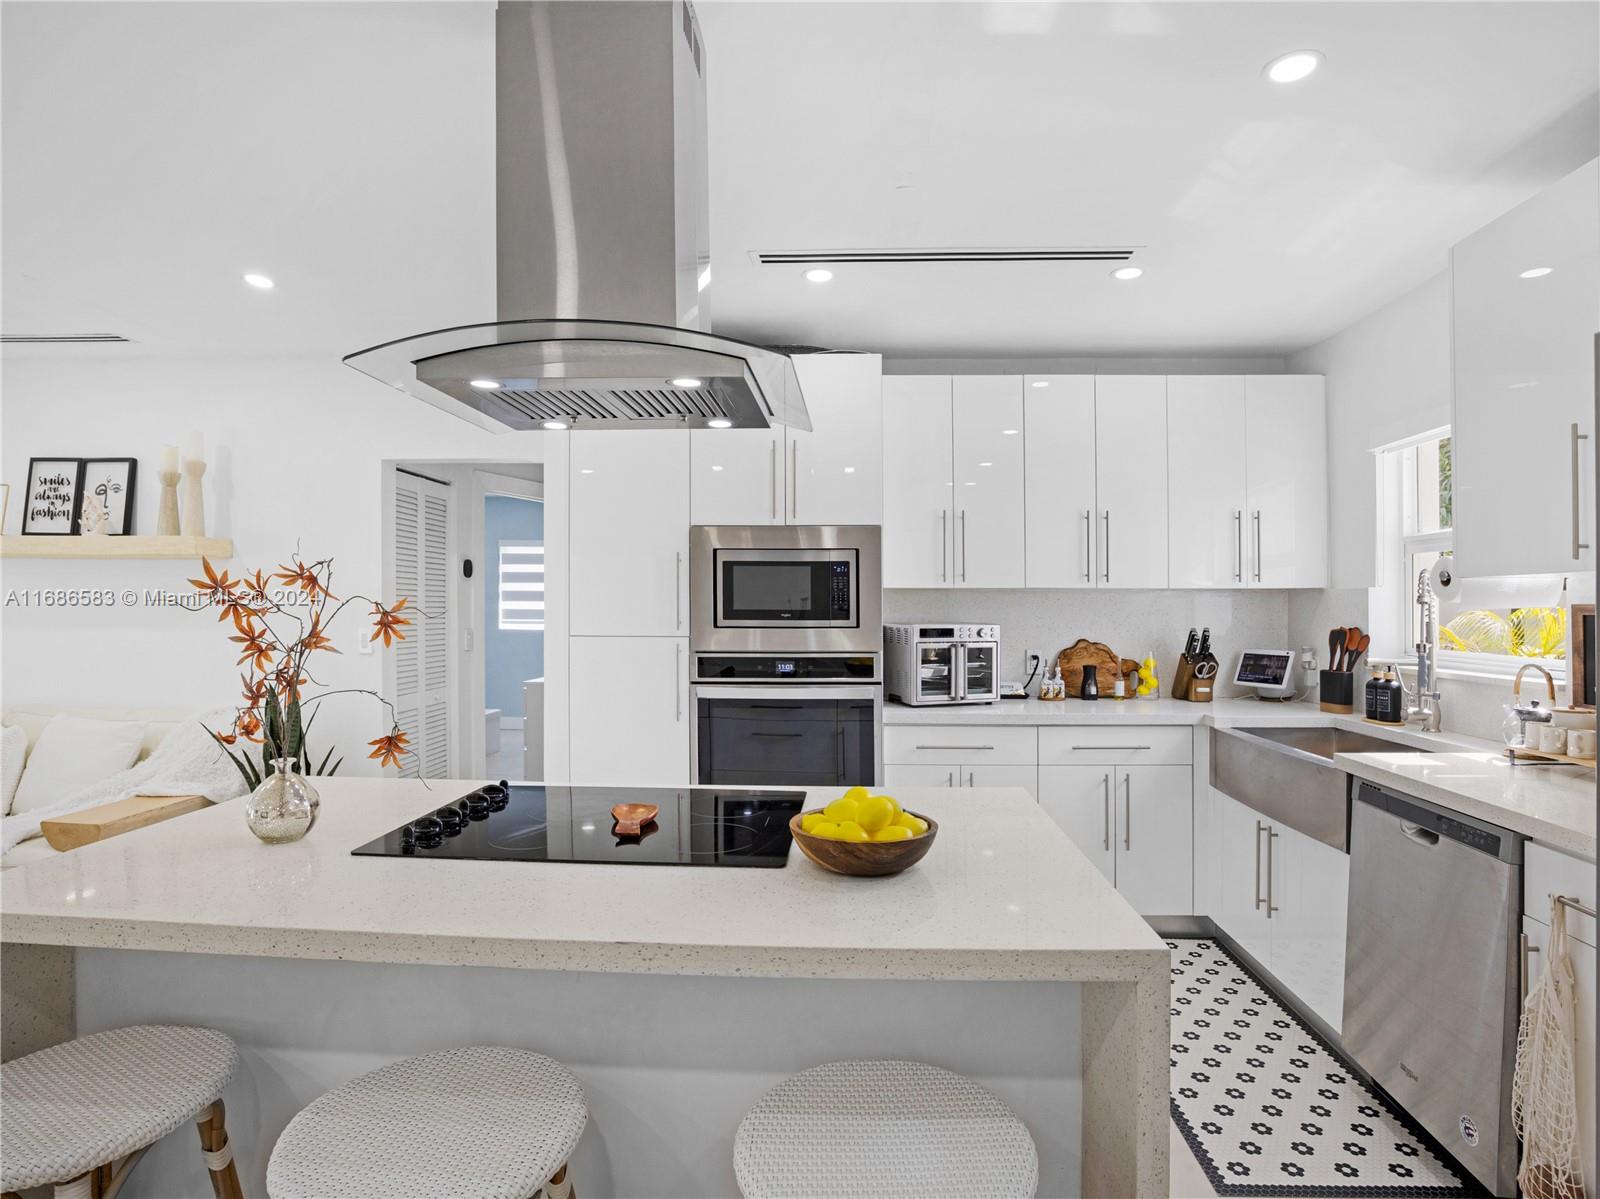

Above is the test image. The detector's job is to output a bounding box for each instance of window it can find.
[497,541,544,631]
[1379,431,1565,674]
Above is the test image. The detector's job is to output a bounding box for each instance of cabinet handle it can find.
[1102,511,1111,582]
[675,551,683,630]
[1234,510,1243,582]
[947,771,954,788]
[791,439,799,520]
[675,643,683,722]
[915,744,995,751]
[941,510,948,582]
[1254,821,1267,910]
[1265,826,1279,917]
[770,440,778,521]
[1520,933,1540,1005]
[1572,424,1590,559]
[1102,773,1111,851]
[960,510,968,582]
[1123,773,1132,851]
[1083,509,1093,582]
[966,770,974,788]
[1253,510,1263,582]
[1070,744,1151,752]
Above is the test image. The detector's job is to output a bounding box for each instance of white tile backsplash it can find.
[884,589,1291,696]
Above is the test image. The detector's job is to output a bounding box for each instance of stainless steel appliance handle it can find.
[770,440,777,521]
[1070,744,1151,752]
[751,731,802,738]
[1123,773,1132,851]
[955,642,967,702]
[1254,820,1267,910]
[1573,424,1590,559]
[1103,511,1111,582]
[1234,510,1243,582]
[1083,509,1093,582]
[1401,820,1440,847]
[941,511,948,582]
[1520,932,1540,1004]
[675,643,683,722]
[692,685,881,700]
[1102,773,1111,851]
[675,551,683,629]
[916,744,996,751]
[1253,510,1263,582]
[1265,826,1279,916]
[960,510,968,582]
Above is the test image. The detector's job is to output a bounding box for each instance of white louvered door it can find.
[390,469,452,779]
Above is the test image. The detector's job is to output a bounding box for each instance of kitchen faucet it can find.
[1406,568,1444,732]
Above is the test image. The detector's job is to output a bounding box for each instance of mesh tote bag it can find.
[1512,895,1585,1199]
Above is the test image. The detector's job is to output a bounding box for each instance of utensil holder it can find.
[1319,669,1354,714]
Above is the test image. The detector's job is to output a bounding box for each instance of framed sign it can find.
[21,458,82,534]
[1571,603,1595,711]
[81,458,137,535]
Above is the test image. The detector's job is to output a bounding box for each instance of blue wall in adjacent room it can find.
[483,494,544,718]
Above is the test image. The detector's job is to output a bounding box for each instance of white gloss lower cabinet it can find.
[1094,376,1169,588]
[1214,790,1271,965]
[883,376,955,588]
[570,431,689,636]
[1521,914,1597,1190]
[883,762,1037,800]
[568,637,689,784]
[1039,763,1192,914]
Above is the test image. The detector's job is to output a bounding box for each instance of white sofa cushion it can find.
[9,715,146,816]
[1,726,26,814]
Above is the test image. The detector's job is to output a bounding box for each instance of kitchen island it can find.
[0,782,1169,1198]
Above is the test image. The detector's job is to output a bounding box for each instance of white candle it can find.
[160,445,178,473]
[184,431,203,464]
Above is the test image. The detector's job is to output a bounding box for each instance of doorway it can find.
[482,488,544,779]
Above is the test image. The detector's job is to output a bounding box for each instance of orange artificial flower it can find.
[370,597,410,647]
[188,557,241,622]
[230,617,274,673]
[275,559,333,600]
[240,673,268,711]
[236,711,263,744]
[367,729,409,769]
[302,609,338,655]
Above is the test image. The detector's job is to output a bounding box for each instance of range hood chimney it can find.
[344,1,809,434]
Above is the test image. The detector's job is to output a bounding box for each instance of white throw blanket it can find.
[2,710,248,855]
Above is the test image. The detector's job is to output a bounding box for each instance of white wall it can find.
[1287,270,1453,590]
[1,353,541,773]
[886,355,1287,375]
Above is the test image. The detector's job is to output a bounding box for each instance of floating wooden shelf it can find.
[0,534,234,560]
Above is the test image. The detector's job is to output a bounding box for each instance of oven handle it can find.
[690,685,882,700]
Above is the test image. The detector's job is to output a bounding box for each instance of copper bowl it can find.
[788,811,938,878]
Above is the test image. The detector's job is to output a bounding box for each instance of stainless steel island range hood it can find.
[344,1,809,434]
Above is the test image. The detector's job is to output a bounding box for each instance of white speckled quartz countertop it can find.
[0,782,1167,981]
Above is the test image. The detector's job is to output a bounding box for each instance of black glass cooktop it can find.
[352,783,806,868]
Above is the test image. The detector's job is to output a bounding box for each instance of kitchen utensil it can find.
[611,803,659,836]
[1538,725,1569,754]
[1346,632,1371,673]
[1330,628,1347,672]
[1340,626,1362,671]
[788,811,938,877]
[1319,669,1355,714]
[1504,663,1559,746]
[1057,639,1138,699]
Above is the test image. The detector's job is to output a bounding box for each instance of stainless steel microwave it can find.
[689,525,882,654]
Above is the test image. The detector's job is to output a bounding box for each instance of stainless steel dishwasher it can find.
[1343,779,1523,1198]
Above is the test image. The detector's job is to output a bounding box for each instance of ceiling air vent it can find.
[1,334,130,344]
[754,247,1139,265]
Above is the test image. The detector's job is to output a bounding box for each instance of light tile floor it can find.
[485,729,524,782]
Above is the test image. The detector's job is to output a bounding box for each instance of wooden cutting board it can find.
[40,794,209,852]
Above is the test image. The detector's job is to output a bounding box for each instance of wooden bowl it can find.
[611,803,659,836]
[788,811,938,877]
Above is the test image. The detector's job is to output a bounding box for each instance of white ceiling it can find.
[2,2,1595,361]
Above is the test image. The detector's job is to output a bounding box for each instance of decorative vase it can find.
[245,758,320,844]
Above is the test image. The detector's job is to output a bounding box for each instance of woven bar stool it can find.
[0,1024,242,1199]
[266,1046,586,1199]
[734,1059,1039,1198]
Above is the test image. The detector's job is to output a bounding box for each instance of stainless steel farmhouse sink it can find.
[1210,725,1434,850]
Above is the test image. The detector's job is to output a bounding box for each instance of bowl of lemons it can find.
[788,787,937,877]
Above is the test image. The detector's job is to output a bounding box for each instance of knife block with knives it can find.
[1172,627,1218,703]
[1319,625,1369,713]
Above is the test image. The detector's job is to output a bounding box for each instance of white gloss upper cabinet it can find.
[883,376,955,588]
[569,431,689,636]
[952,376,1026,588]
[787,353,884,526]
[1453,159,1598,577]
[1168,376,1248,588]
[1094,376,1169,588]
[1024,376,1097,588]
[690,429,783,526]
[1245,375,1327,588]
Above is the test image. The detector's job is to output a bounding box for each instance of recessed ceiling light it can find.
[1030,380,1050,388]
[707,417,734,429]
[242,273,275,290]
[672,376,703,387]
[1111,266,1143,281]
[1002,428,1019,435]
[1520,267,1554,279]
[803,268,834,283]
[542,420,568,430]
[469,379,500,390]
[1264,50,1323,84]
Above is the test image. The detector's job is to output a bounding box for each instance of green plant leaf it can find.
[285,697,303,761]
[316,744,336,775]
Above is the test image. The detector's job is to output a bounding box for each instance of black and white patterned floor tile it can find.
[1167,938,1478,1197]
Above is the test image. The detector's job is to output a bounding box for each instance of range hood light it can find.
[542,420,569,431]
[470,379,501,390]
[672,377,704,387]
[707,418,734,429]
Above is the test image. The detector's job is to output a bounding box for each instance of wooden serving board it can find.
[1505,746,1597,769]
[40,794,209,852]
